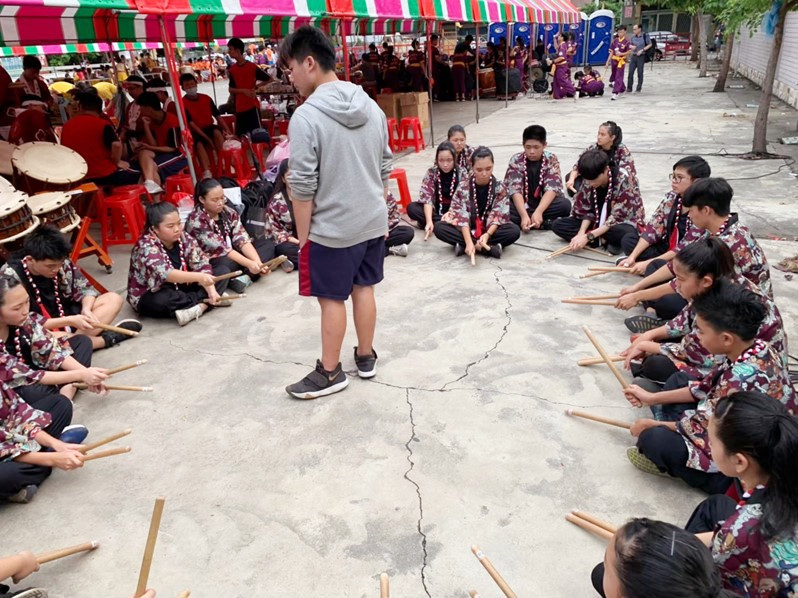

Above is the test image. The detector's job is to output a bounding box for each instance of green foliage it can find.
[46,52,105,67]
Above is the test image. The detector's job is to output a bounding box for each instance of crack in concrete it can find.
[167,339,313,369]
[403,388,432,598]
[441,264,512,390]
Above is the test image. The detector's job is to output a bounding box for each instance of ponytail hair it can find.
[714,392,798,540]
[470,145,494,165]
[674,236,735,282]
[600,120,623,148]
[614,518,733,598]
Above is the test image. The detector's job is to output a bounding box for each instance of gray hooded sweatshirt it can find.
[287,80,392,248]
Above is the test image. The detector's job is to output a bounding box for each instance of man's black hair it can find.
[522,124,546,145]
[179,73,197,86]
[228,37,245,53]
[279,26,336,72]
[23,225,70,261]
[693,278,766,341]
[682,177,733,217]
[23,55,41,71]
[136,91,162,111]
[577,149,610,181]
[673,155,711,180]
[77,91,103,112]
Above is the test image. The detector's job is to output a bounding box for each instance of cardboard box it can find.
[398,92,430,128]
[398,92,430,106]
[376,93,401,120]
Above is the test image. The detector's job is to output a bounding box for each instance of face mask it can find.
[185,89,198,98]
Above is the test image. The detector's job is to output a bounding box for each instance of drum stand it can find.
[69,183,113,292]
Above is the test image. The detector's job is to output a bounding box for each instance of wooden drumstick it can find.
[95,323,139,337]
[583,246,611,256]
[470,252,476,266]
[380,572,389,598]
[80,429,132,453]
[572,510,618,534]
[565,513,614,541]
[177,592,190,598]
[107,360,148,376]
[546,245,572,259]
[570,294,620,300]
[82,446,131,461]
[468,591,481,598]
[135,497,166,598]
[211,270,243,283]
[73,383,153,392]
[424,228,431,241]
[36,541,99,564]
[262,255,288,272]
[588,266,632,272]
[566,409,631,430]
[580,270,616,279]
[562,299,617,306]
[204,294,246,303]
[577,355,623,366]
[583,325,630,390]
[471,545,517,598]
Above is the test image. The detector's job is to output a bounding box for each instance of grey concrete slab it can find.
[1,61,797,598]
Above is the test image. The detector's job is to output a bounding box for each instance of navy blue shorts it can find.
[299,237,385,300]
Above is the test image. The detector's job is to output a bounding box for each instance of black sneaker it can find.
[354,346,378,378]
[541,219,555,230]
[489,244,502,259]
[7,484,38,504]
[11,589,49,598]
[624,315,666,334]
[100,318,142,347]
[286,360,348,400]
[454,242,464,257]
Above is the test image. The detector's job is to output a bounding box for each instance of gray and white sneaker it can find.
[228,274,253,294]
[143,179,163,195]
[388,243,408,257]
[174,304,204,326]
[286,360,349,399]
[281,259,295,273]
[11,589,49,598]
[354,346,378,378]
[7,484,38,504]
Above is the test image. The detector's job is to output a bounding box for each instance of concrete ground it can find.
[1,61,797,598]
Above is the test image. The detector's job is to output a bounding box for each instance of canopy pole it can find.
[159,15,197,185]
[208,43,217,105]
[341,20,351,82]
[505,23,511,109]
[426,20,434,146]
[475,21,480,124]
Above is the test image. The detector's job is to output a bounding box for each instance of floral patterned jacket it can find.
[456,145,475,174]
[418,166,466,213]
[673,214,772,300]
[1,259,99,312]
[639,191,692,247]
[678,340,797,472]
[573,143,637,180]
[386,192,401,231]
[441,176,510,233]
[571,166,645,230]
[0,312,73,389]
[0,382,50,461]
[662,277,787,379]
[502,151,564,208]
[713,486,798,598]
[184,205,252,260]
[127,232,212,311]
[266,191,295,245]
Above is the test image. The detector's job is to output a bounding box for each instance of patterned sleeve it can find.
[543,152,564,195]
[605,168,645,229]
[386,192,401,230]
[227,208,253,250]
[0,351,45,389]
[571,184,593,222]
[674,225,708,254]
[640,194,674,245]
[185,208,227,260]
[502,153,524,197]
[665,303,692,338]
[0,385,50,462]
[615,144,637,177]
[28,312,72,371]
[441,178,471,229]
[183,234,213,274]
[266,192,293,245]
[488,182,511,227]
[418,168,436,206]
[135,236,173,292]
[63,260,99,303]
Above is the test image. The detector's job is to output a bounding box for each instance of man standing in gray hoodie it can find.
[282,26,393,400]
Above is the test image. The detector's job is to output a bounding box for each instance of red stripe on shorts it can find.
[298,240,312,297]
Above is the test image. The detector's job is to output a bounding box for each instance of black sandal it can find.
[625,315,665,334]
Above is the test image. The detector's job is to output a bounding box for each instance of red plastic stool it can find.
[274,119,289,137]
[164,173,195,205]
[398,117,425,152]
[218,147,252,187]
[249,141,271,176]
[386,118,401,153]
[389,168,412,213]
[261,120,276,138]
[110,184,153,204]
[98,194,145,250]
[219,114,236,133]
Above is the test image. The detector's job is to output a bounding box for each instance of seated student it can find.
[575,68,605,97]
[0,274,108,407]
[145,77,175,115]
[407,142,465,235]
[503,124,571,232]
[265,159,298,272]
[0,226,140,351]
[617,178,772,328]
[385,192,413,258]
[127,203,229,326]
[8,95,56,145]
[135,91,189,195]
[623,239,786,397]
[592,518,735,598]
[433,146,521,260]
[624,280,797,494]
[185,178,275,292]
[180,73,231,180]
[0,382,86,505]
[685,392,798,597]
[620,156,710,273]
[551,149,645,254]
[565,121,636,196]
[448,125,474,174]
[119,75,146,158]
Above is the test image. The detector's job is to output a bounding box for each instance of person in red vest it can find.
[180,73,231,179]
[134,91,188,195]
[0,65,14,140]
[8,95,56,145]
[227,36,271,136]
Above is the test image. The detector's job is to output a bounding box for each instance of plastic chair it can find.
[274,119,289,137]
[218,147,252,187]
[164,173,195,205]
[98,193,145,250]
[398,117,425,152]
[219,114,236,133]
[261,120,276,138]
[111,184,154,204]
[389,168,411,213]
[386,118,401,153]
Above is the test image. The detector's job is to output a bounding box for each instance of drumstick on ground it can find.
[177,592,190,598]
[470,252,476,266]
[580,270,618,279]
[546,245,572,259]
[80,429,132,453]
[107,360,148,376]
[588,266,632,272]
[580,268,631,279]
[471,545,517,598]
[36,541,99,565]
[211,270,243,283]
[562,299,617,306]
[577,355,624,366]
[380,572,389,598]
[566,409,631,430]
[73,383,153,392]
[583,246,612,257]
[572,510,618,534]
[204,294,246,304]
[468,591,481,598]
[565,513,614,541]
[135,497,166,598]
[582,325,631,390]
[82,446,131,462]
[95,323,139,337]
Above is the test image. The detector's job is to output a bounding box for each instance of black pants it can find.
[66,334,92,368]
[637,353,677,383]
[275,241,299,268]
[137,284,211,319]
[433,221,521,249]
[627,54,645,91]
[637,426,732,494]
[0,391,72,499]
[385,225,415,254]
[407,201,444,229]
[509,195,572,226]
[642,259,688,320]
[620,230,668,261]
[234,107,261,137]
[209,237,274,282]
[551,217,637,248]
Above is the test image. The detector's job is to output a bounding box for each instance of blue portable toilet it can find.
[540,23,561,55]
[489,23,509,46]
[563,12,588,65]
[585,8,615,66]
[512,22,533,48]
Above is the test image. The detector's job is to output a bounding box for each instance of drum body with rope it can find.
[478,68,496,96]
[0,190,39,254]
[27,191,80,234]
[12,142,87,195]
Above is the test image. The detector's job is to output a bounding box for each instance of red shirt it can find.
[184,93,217,129]
[8,110,56,145]
[61,113,118,179]
[228,61,269,113]
[149,111,180,150]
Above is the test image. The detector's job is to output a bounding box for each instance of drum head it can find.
[12,142,88,185]
[27,191,71,216]
[0,189,30,217]
[0,141,14,176]
[0,177,15,193]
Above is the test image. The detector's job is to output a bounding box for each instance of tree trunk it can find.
[752,0,792,155]
[690,14,699,62]
[713,30,735,92]
[698,11,709,76]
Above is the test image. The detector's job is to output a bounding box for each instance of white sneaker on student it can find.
[388,243,408,257]
[611,93,618,101]
[143,179,163,195]
[175,304,204,326]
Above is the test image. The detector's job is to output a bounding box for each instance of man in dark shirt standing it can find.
[627,24,652,93]
[227,37,271,136]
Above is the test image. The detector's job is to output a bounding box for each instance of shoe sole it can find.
[357,366,377,379]
[287,377,349,400]
[626,447,666,476]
